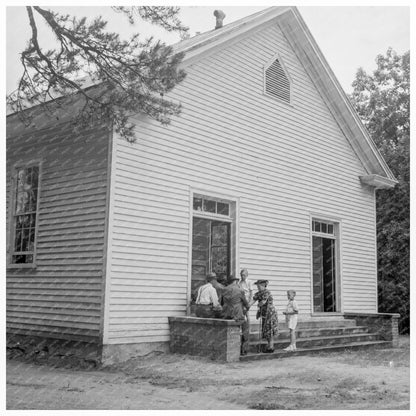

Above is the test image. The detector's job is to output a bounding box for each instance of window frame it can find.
[7,161,43,269]
[263,52,293,105]
[312,219,335,238]
[192,194,232,221]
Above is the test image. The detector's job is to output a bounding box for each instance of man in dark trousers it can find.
[222,275,251,355]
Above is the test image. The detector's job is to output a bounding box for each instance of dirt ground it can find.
[6,336,410,410]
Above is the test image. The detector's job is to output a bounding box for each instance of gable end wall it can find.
[105,22,378,346]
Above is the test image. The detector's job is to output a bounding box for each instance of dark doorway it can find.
[312,236,337,312]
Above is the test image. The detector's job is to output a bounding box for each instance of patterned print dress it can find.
[253,289,279,341]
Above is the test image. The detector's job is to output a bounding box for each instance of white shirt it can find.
[286,299,299,314]
[196,283,220,307]
[239,279,254,302]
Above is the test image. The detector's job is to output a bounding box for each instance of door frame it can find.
[187,187,239,315]
[309,214,343,316]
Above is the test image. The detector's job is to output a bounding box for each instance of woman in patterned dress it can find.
[249,280,278,353]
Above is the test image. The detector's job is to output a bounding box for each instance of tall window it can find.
[312,219,338,313]
[10,165,40,264]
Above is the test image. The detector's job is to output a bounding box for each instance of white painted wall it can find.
[104,21,377,345]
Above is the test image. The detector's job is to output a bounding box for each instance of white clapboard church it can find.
[6,7,397,362]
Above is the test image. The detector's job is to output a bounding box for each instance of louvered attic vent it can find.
[265,57,291,103]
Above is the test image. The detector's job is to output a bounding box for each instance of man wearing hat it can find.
[222,274,251,355]
[195,272,222,318]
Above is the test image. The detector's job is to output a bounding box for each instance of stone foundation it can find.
[9,313,400,366]
[168,316,241,362]
[343,312,400,347]
[6,333,102,366]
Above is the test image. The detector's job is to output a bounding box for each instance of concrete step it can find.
[247,333,380,352]
[240,340,392,361]
[293,319,358,328]
[249,326,369,341]
[250,319,357,332]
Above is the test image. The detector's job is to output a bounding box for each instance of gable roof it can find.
[172,6,397,189]
[171,7,291,62]
[172,7,289,56]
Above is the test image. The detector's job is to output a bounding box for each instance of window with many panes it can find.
[193,196,230,216]
[10,165,40,265]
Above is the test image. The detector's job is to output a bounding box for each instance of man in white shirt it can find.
[239,268,254,303]
[195,272,222,318]
[238,268,254,327]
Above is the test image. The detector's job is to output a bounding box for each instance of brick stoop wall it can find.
[168,316,241,362]
[343,312,400,347]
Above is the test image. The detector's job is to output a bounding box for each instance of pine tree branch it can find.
[8,6,187,141]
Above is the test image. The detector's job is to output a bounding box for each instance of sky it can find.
[4,5,411,95]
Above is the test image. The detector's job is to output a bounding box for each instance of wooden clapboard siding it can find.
[6,113,111,343]
[105,22,377,345]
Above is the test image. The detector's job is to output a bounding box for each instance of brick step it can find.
[240,340,392,361]
[249,326,369,341]
[247,333,380,352]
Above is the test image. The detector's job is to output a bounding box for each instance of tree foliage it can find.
[7,6,189,141]
[350,48,410,333]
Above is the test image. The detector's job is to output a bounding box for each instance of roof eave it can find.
[278,7,397,183]
[360,174,398,189]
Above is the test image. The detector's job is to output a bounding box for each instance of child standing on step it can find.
[283,290,298,351]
